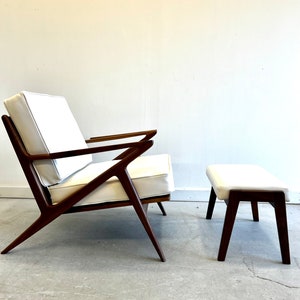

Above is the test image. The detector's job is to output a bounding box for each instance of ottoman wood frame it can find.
[206,187,290,264]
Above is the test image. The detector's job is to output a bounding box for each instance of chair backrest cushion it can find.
[4,91,92,186]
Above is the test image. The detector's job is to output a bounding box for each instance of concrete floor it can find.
[0,198,299,300]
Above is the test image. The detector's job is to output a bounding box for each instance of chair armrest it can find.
[28,140,153,160]
[86,129,157,143]
[2,114,155,168]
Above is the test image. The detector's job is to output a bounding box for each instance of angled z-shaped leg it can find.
[118,169,166,262]
[1,210,62,254]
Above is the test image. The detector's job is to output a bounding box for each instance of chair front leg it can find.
[117,169,166,262]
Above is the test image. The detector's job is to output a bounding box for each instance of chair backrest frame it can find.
[2,115,52,212]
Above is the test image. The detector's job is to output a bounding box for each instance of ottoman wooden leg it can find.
[206,187,217,219]
[273,192,290,264]
[218,196,240,261]
[251,201,259,221]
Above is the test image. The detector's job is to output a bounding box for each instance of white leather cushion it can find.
[206,164,288,200]
[4,91,92,186]
[49,154,174,205]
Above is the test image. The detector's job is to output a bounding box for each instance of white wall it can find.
[1,0,300,199]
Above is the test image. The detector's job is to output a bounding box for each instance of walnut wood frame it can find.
[2,115,169,261]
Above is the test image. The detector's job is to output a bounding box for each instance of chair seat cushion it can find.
[49,154,174,205]
[206,164,288,200]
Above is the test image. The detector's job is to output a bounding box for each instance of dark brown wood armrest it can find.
[86,129,157,143]
[27,140,153,161]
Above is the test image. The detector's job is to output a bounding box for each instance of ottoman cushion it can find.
[206,164,288,200]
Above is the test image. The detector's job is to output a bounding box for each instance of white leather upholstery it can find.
[49,154,174,205]
[4,91,92,186]
[206,164,288,200]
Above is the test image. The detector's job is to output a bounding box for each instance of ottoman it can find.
[206,164,290,264]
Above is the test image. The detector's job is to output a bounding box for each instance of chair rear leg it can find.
[143,202,166,216]
[157,202,167,216]
[206,187,217,219]
[1,213,58,254]
[118,169,166,261]
[218,198,240,261]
